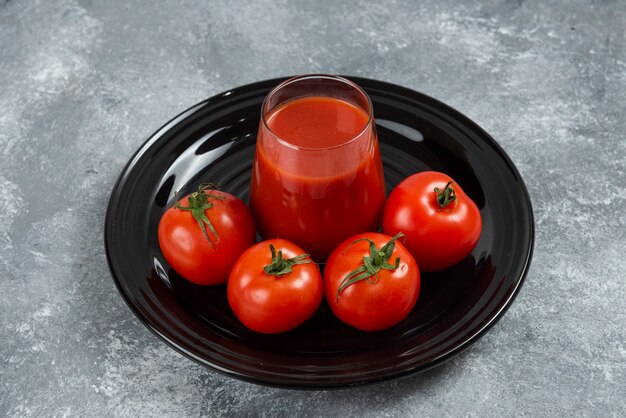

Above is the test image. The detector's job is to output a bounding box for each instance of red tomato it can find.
[158,185,255,285]
[324,233,420,332]
[382,171,482,272]
[228,239,323,334]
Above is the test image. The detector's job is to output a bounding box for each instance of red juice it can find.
[250,96,386,261]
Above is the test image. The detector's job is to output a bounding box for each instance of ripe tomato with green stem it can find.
[228,239,323,334]
[158,184,255,286]
[382,171,482,272]
[324,232,420,332]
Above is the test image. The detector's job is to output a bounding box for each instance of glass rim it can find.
[260,74,374,152]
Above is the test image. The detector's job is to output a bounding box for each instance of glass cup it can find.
[250,75,386,261]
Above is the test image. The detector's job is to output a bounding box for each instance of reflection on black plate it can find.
[105,77,534,389]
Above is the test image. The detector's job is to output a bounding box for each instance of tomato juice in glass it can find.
[250,75,386,261]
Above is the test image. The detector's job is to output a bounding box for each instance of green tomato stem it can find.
[434,181,457,208]
[174,183,224,248]
[263,244,313,277]
[336,232,404,300]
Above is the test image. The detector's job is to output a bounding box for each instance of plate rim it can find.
[104,75,535,389]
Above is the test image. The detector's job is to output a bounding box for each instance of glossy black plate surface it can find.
[105,76,534,389]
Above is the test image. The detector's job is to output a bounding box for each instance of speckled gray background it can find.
[1,0,625,416]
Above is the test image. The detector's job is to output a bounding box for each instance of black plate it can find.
[105,76,534,389]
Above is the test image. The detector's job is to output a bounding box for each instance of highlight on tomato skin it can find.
[382,171,482,273]
[227,239,324,334]
[157,184,256,286]
[323,232,421,332]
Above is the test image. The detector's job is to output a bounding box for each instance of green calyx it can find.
[336,232,404,300]
[434,181,456,208]
[174,183,224,248]
[263,244,313,277]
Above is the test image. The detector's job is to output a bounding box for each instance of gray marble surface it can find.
[1,0,625,416]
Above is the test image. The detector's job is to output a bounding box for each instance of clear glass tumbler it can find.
[250,75,386,261]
